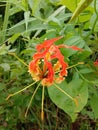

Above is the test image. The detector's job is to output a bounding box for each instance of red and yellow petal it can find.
[58,44,82,51]
[36,36,62,52]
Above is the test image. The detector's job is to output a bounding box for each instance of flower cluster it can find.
[29,37,82,86]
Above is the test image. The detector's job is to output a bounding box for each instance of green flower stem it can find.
[67,62,84,69]
[25,82,40,117]
[55,62,84,74]
[41,85,45,121]
[6,81,37,100]
[8,52,28,67]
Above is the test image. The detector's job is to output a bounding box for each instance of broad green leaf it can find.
[77,44,92,60]
[90,95,98,119]
[65,36,85,47]
[79,68,93,74]
[62,36,85,57]
[48,78,88,121]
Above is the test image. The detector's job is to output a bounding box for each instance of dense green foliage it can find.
[0,0,98,129]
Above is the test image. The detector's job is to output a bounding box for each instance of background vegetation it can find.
[0,0,98,129]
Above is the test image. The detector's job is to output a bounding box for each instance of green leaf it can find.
[69,0,93,22]
[0,83,6,91]
[21,0,28,11]
[78,7,93,22]
[0,44,10,55]
[7,18,47,35]
[77,44,92,60]
[8,33,21,44]
[0,63,10,71]
[90,95,98,119]
[9,5,22,16]
[0,106,5,114]
[90,14,98,32]
[59,0,93,22]
[79,68,93,74]
[48,78,88,121]
[93,80,98,86]
[29,0,41,17]
[24,11,30,31]
[59,0,80,12]
[62,36,85,57]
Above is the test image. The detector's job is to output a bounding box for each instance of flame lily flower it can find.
[29,37,82,86]
[94,59,98,66]
[7,36,82,120]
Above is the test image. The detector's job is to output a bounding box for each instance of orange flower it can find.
[29,37,82,86]
[94,59,98,66]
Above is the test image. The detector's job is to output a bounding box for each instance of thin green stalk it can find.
[8,52,28,67]
[41,85,45,121]
[54,83,74,101]
[25,82,40,117]
[67,62,84,69]
[6,81,37,100]
[54,83,78,106]
[55,62,84,74]
[2,2,10,43]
